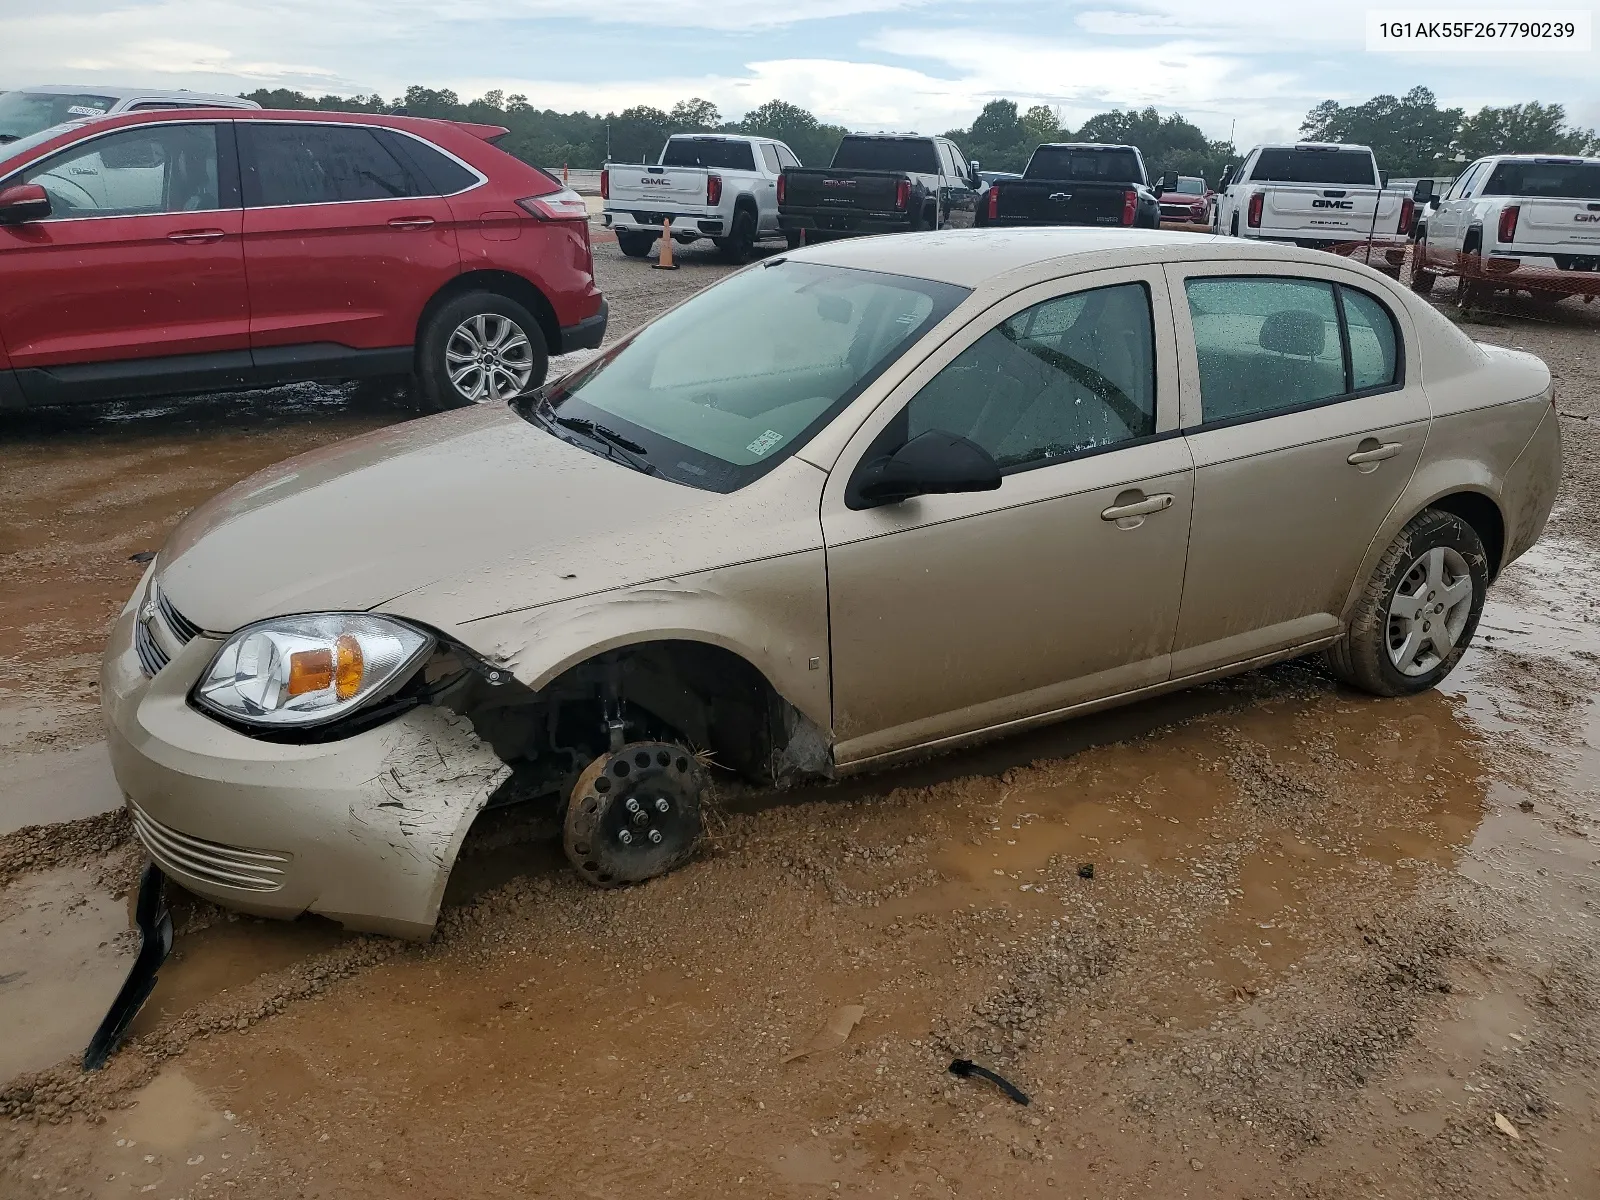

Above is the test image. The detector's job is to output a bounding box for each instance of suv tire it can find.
[1326,509,1488,697]
[616,229,654,259]
[416,291,548,413]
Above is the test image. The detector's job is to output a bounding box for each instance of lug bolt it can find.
[619,829,633,845]
[655,797,670,813]
[625,798,642,814]
[648,829,664,844]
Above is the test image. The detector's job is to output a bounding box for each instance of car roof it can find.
[1034,142,1138,152]
[1254,142,1374,153]
[1485,153,1600,165]
[788,227,1385,288]
[16,83,258,107]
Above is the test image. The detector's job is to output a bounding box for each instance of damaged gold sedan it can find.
[102,228,1561,938]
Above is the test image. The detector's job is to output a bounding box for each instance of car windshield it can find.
[1024,148,1143,182]
[660,138,756,171]
[1252,148,1378,186]
[0,91,117,143]
[1482,160,1600,199]
[0,122,86,171]
[517,261,969,492]
[831,138,940,174]
[1174,178,1205,195]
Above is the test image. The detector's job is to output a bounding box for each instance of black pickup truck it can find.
[778,134,981,239]
[978,143,1168,229]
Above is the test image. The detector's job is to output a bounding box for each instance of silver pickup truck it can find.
[602,133,804,262]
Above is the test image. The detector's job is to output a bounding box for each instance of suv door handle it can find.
[388,217,436,229]
[1101,493,1174,521]
[167,229,226,244]
[1347,441,1402,465]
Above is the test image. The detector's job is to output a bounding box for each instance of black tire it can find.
[564,742,705,887]
[1410,234,1436,296]
[616,229,654,259]
[415,291,548,413]
[785,229,804,250]
[1326,509,1489,697]
[716,208,757,263]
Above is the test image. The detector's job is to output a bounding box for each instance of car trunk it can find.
[1258,185,1398,240]
[609,165,708,210]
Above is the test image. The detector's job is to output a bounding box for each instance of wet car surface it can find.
[4,243,1600,1198]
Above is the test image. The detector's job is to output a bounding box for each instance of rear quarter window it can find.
[1482,161,1600,199]
[380,131,479,194]
[1252,149,1377,186]
[661,139,756,171]
[831,138,940,174]
[1025,148,1142,182]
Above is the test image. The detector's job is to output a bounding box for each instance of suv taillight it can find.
[987,184,999,220]
[517,188,588,221]
[894,179,911,211]
[706,173,723,206]
[600,169,609,201]
[1247,192,1263,228]
[777,174,786,204]
[1399,196,1415,237]
[1121,189,1137,226]
[1498,204,1520,245]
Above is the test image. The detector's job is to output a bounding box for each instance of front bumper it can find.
[559,299,608,354]
[101,584,510,939]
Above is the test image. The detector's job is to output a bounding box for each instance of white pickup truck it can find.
[1215,142,1415,274]
[602,133,804,263]
[1411,154,1600,307]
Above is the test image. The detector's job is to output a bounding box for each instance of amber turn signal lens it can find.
[287,648,334,696]
[335,633,364,700]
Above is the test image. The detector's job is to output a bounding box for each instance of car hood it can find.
[157,404,739,635]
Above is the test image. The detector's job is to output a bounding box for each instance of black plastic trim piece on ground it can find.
[83,862,173,1072]
[949,1058,1030,1105]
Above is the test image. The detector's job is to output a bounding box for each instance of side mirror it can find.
[1429,196,1440,210]
[969,159,981,175]
[1219,164,1235,189]
[1380,171,1389,189]
[0,183,51,225]
[1158,171,1179,195]
[1412,178,1435,203]
[851,429,1001,509]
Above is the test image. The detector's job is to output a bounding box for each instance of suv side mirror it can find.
[1412,178,1435,203]
[0,183,51,225]
[850,429,1001,508]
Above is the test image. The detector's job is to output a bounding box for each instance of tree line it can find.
[243,85,1596,185]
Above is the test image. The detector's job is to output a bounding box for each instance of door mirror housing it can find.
[850,429,1002,509]
[1219,164,1235,189]
[969,159,980,175]
[1379,171,1389,189]
[1156,171,1179,196]
[1411,178,1435,203]
[0,183,51,225]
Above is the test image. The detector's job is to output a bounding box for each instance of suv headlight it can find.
[194,614,433,728]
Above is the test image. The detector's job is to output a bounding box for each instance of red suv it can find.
[0,109,605,412]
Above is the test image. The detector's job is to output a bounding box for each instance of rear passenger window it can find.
[1341,288,1399,391]
[775,145,801,169]
[759,143,780,173]
[903,282,1156,472]
[381,131,478,195]
[241,124,424,206]
[1185,277,1401,425]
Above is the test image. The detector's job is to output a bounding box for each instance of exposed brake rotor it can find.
[563,741,705,887]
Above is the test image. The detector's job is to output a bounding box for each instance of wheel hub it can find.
[564,742,704,887]
[1386,545,1474,677]
[444,313,535,403]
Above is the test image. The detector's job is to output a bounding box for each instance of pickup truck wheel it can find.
[564,741,706,887]
[1409,235,1436,296]
[1327,509,1487,697]
[785,229,804,250]
[1455,253,1489,310]
[716,209,757,263]
[616,230,654,259]
[416,292,548,412]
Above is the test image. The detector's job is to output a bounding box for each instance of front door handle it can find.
[388,217,436,229]
[1347,441,1402,465]
[167,229,226,244]
[1101,492,1174,522]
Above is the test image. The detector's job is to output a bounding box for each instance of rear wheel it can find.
[1327,509,1488,697]
[715,208,757,263]
[616,229,654,259]
[1409,234,1436,296]
[416,292,547,412]
[785,229,804,250]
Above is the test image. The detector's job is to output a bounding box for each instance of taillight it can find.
[706,173,722,206]
[1247,192,1263,228]
[517,188,588,221]
[1498,204,1520,245]
[1399,196,1415,237]
[600,169,609,201]
[1120,189,1136,226]
[894,179,910,211]
[987,184,999,220]
[777,174,786,204]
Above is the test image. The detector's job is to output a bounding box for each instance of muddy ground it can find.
[3,247,1600,1199]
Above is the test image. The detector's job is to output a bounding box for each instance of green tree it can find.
[740,99,848,165]
[607,105,671,162]
[668,97,721,130]
[944,99,1033,172]
[1020,105,1060,144]
[1456,101,1599,159]
[1297,86,1462,175]
[1071,106,1233,185]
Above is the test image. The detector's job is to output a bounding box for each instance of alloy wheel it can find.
[444,313,535,403]
[1387,546,1474,676]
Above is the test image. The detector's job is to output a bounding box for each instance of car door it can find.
[0,120,249,399]
[939,140,978,228]
[1166,264,1428,676]
[238,121,461,365]
[755,143,784,232]
[822,267,1194,766]
[1426,160,1487,261]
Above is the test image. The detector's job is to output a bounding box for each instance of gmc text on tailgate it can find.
[976,143,1163,230]
[777,134,979,240]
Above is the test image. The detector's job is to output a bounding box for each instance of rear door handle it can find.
[1101,493,1174,521]
[167,229,226,244]
[1347,442,1402,465]
[388,217,436,229]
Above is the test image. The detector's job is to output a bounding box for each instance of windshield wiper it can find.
[0,135,19,145]
[553,415,648,455]
[540,413,661,477]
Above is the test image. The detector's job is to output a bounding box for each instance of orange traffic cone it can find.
[562,163,569,183]
[652,218,678,271]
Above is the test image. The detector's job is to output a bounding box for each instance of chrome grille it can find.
[130,802,290,893]
[157,587,202,643]
[134,619,169,676]
[135,582,202,679]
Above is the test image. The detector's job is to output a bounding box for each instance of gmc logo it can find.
[640,177,669,186]
[822,179,857,189]
[1312,199,1354,210]
[1577,213,1600,222]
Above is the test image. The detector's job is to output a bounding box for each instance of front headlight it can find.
[194,614,433,728]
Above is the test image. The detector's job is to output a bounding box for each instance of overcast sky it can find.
[1,0,1596,146]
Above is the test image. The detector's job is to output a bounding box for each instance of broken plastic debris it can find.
[1493,1112,1521,1140]
[1077,863,1095,880]
[948,1058,1030,1106]
[784,1004,865,1062]
[128,551,157,563]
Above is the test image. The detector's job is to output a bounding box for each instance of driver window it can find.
[901,282,1156,473]
[21,124,220,218]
